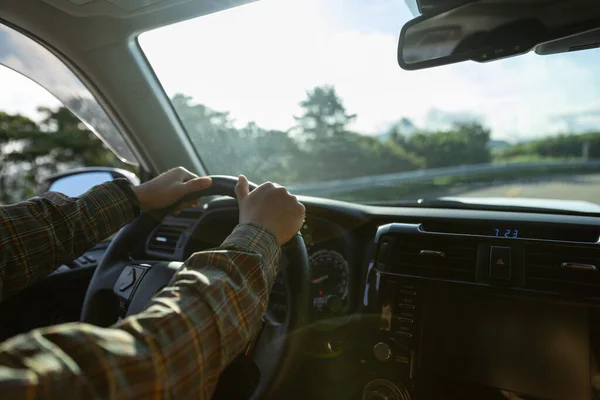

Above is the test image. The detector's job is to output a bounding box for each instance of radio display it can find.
[422,222,599,242]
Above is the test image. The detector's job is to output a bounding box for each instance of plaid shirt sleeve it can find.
[0,219,281,398]
[0,181,137,303]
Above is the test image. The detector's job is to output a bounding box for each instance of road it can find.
[450,174,600,204]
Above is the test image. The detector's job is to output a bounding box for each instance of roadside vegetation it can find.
[1,85,598,203]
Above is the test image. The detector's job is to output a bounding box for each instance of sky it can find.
[2,0,600,142]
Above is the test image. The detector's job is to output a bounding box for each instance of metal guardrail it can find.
[288,160,600,197]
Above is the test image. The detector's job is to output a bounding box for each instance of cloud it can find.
[549,108,600,132]
[0,66,60,119]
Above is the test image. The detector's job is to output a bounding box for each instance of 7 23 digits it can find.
[495,228,519,238]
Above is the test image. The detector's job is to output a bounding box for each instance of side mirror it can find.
[39,167,140,197]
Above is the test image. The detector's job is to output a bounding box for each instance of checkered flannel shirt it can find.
[0,181,280,399]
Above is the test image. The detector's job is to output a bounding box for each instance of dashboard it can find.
[102,196,600,399]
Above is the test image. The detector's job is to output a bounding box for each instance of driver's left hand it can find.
[132,167,213,214]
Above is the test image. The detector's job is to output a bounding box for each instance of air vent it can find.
[147,223,188,255]
[379,232,478,282]
[525,243,600,297]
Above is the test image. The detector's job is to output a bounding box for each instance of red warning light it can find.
[319,290,324,296]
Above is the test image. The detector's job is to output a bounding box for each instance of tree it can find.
[388,117,416,144]
[293,86,356,140]
[292,87,424,181]
[0,107,133,203]
[400,122,491,168]
[294,132,425,182]
[499,131,600,161]
[171,93,302,184]
[0,112,42,202]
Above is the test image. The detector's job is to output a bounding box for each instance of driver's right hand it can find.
[235,175,305,245]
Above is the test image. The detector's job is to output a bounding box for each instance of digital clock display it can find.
[494,228,519,238]
[423,222,600,243]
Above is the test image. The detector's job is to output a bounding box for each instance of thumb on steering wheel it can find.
[235,175,250,201]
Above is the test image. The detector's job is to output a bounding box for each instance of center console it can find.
[359,222,600,400]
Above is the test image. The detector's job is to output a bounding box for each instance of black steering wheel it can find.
[81,175,310,398]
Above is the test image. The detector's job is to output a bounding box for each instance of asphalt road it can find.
[451,174,600,203]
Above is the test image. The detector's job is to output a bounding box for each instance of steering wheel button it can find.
[114,266,145,300]
[119,268,137,291]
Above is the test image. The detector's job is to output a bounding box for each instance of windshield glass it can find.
[139,0,600,205]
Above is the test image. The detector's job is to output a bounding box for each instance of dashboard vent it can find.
[147,222,189,255]
[525,243,600,297]
[382,233,478,282]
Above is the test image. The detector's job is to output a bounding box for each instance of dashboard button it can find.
[114,266,146,300]
[398,309,415,320]
[373,342,392,362]
[490,246,512,280]
[379,243,389,263]
[398,296,416,306]
[394,350,411,367]
[396,320,413,335]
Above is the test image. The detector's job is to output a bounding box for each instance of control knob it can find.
[373,342,391,362]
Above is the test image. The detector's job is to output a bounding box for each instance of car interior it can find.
[2,0,600,399]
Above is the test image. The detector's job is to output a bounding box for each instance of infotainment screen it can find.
[419,285,590,400]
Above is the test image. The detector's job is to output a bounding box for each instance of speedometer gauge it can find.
[310,250,349,300]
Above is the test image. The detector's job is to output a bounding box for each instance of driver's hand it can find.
[132,167,212,214]
[235,175,305,245]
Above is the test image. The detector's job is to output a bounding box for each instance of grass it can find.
[491,155,583,164]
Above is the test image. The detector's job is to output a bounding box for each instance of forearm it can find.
[0,224,280,399]
[0,180,137,302]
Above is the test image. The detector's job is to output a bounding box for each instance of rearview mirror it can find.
[398,0,600,70]
[39,167,139,197]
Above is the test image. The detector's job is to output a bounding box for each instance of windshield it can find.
[139,0,600,205]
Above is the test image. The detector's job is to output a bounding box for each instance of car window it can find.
[0,65,136,204]
[140,0,600,207]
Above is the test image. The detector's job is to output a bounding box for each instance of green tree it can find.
[0,112,42,202]
[295,132,425,182]
[292,86,424,181]
[499,132,600,161]
[293,86,356,140]
[388,117,416,144]
[399,122,491,168]
[0,107,133,203]
[171,93,302,184]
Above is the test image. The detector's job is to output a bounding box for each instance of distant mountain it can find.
[488,140,511,150]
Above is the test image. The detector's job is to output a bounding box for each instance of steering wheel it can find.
[81,175,311,398]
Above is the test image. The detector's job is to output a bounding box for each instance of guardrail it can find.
[288,160,600,197]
